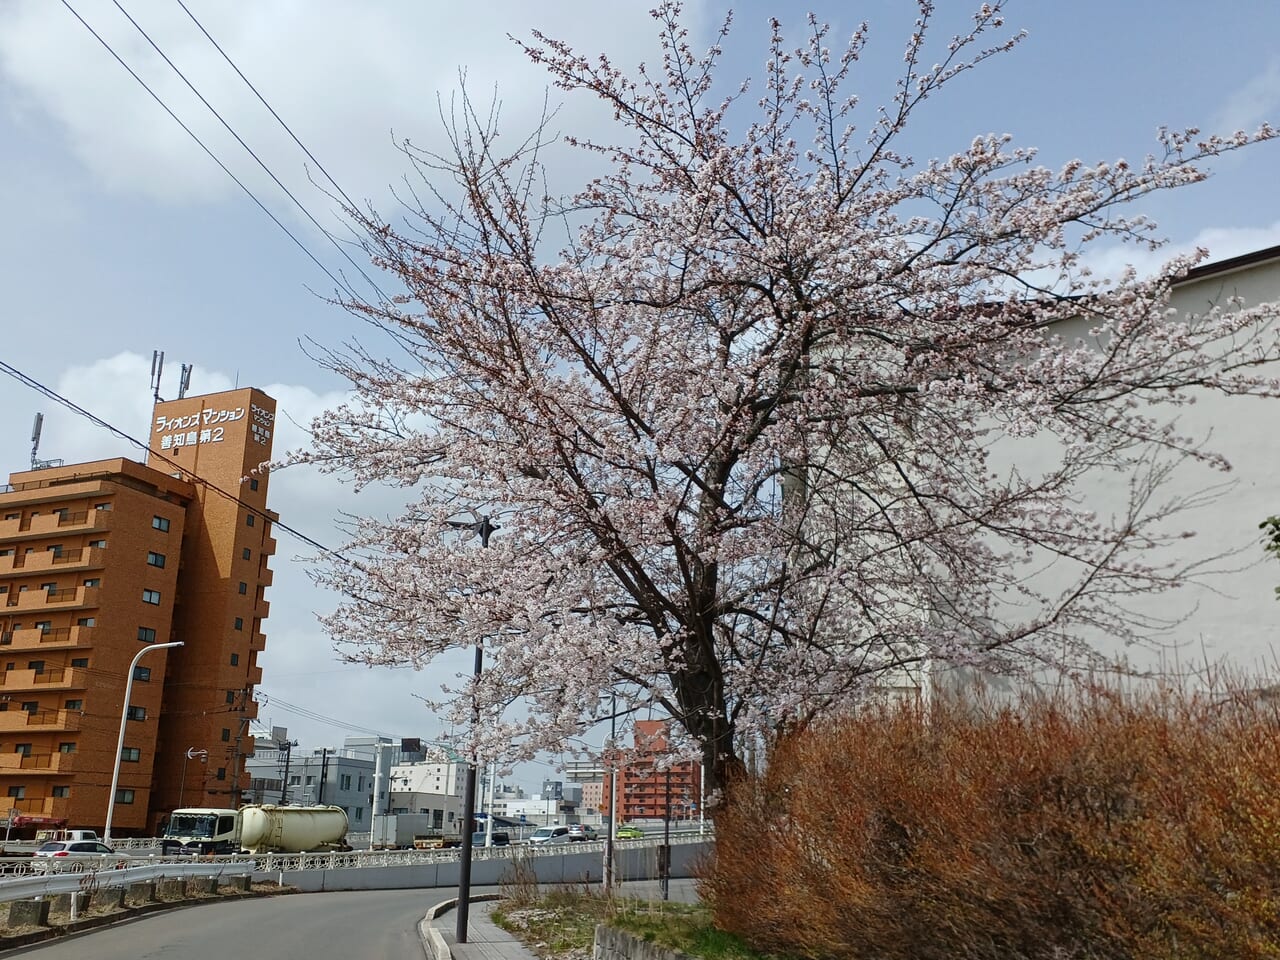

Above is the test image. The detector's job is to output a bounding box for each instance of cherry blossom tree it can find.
[301,1,1279,799]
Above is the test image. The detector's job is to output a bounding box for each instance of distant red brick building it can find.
[601,720,701,824]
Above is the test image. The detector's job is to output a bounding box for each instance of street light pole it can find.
[105,641,182,844]
[179,747,207,807]
[450,514,497,945]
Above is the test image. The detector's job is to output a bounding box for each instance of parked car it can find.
[615,825,645,840]
[567,824,597,842]
[528,826,572,845]
[34,840,116,858]
[471,831,510,847]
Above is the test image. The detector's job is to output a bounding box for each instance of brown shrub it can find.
[700,683,1280,960]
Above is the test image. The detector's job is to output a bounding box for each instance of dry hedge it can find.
[701,686,1280,960]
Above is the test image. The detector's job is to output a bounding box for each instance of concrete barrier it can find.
[8,898,50,928]
[51,891,88,915]
[221,875,251,893]
[157,878,185,899]
[126,881,156,904]
[92,886,126,911]
[187,876,217,895]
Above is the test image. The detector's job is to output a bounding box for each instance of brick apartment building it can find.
[0,387,276,835]
[601,720,701,824]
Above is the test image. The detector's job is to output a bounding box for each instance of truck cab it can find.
[162,808,239,855]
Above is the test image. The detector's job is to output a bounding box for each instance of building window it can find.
[152,516,170,532]
[121,747,141,762]
[238,582,247,595]
[142,589,161,605]
[14,744,31,757]
[88,539,106,549]
[290,775,301,786]
[216,767,226,781]
[58,742,75,753]
[229,653,239,667]
[306,776,315,786]
[51,785,70,798]
[354,807,363,823]
[33,622,50,633]
[7,786,25,800]
[221,728,230,742]
[242,548,251,561]
[3,514,16,521]
[233,617,243,631]
[94,502,111,511]
[47,545,63,556]
[40,582,55,592]
[340,774,352,790]
[137,627,156,643]
[83,578,101,588]
[246,514,255,527]
[63,700,82,711]
[115,789,134,804]
[20,702,37,714]
[249,478,259,492]
[225,690,237,704]
[132,665,151,682]
[70,658,88,669]
[75,617,95,627]
[126,705,146,721]
[146,551,165,568]
[26,660,44,674]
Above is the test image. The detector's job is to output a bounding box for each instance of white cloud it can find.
[0,1,685,215]
[1215,58,1280,134]
[1081,220,1280,284]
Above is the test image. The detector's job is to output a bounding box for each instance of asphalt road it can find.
[8,888,450,960]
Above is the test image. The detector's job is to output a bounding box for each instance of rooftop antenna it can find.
[150,350,165,402]
[178,364,193,400]
[29,413,63,472]
[30,413,42,470]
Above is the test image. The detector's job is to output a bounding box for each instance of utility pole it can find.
[318,748,329,805]
[278,738,297,806]
[229,687,249,807]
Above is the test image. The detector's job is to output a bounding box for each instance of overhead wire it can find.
[171,0,363,215]
[0,357,345,563]
[106,0,393,308]
[59,0,371,311]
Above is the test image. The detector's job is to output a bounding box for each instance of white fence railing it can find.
[0,831,711,879]
[0,859,255,906]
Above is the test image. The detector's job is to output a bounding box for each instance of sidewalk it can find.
[421,880,699,960]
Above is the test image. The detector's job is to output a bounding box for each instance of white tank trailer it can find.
[162,804,349,854]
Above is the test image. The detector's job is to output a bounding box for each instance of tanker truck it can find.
[161,804,349,855]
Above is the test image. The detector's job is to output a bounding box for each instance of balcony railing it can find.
[50,549,83,565]
[56,511,89,527]
[32,670,66,685]
[38,628,71,644]
[44,589,78,603]
[18,753,52,770]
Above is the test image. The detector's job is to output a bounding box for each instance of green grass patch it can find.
[491,889,780,960]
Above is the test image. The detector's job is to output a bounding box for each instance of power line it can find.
[258,689,394,739]
[0,357,344,563]
[171,0,362,216]
[107,0,391,306]
[59,0,365,308]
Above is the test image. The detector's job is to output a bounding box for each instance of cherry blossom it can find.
[295,1,1279,799]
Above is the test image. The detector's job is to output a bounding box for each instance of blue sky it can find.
[1,0,1278,787]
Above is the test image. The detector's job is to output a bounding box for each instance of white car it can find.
[528,826,572,845]
[34,840,117,858]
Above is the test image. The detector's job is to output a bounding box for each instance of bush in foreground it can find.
[704,683,1280,960]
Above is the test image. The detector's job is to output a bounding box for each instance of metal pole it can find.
[699,764,705,837]
[661,766,671,900]
[484,760,495,847]
[604,690,616,891]
[105,641,182,844]
[456,643,483,942]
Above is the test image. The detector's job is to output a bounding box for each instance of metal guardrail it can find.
[0,830,712,878]
[0,858,255,906]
